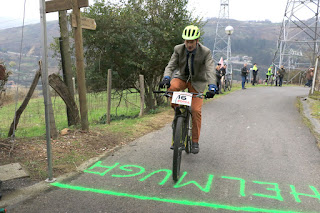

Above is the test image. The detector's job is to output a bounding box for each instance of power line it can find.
[11,0,27,143]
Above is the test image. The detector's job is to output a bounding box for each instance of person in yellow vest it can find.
[265,65,273,85]
[252,63,258,86]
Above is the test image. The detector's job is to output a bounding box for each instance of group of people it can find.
[240,63,286,89]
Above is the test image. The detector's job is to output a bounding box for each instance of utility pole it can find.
[212,0,230,63]
[39,0,54,182]
[273,0,320,76]
[212,0,233,75]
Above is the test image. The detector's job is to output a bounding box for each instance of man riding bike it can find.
[159,25,217,154]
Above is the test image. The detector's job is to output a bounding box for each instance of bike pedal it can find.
[170,144,185,150]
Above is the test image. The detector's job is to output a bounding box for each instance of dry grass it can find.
[0,86,40,106]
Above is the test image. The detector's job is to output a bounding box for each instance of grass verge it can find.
[296,96,320,150]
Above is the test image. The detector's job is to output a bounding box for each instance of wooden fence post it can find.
[139,75,145,117]
[72,0,89,131]
[107,69,112,124]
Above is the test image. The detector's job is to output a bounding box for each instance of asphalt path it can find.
[7,86,320,213]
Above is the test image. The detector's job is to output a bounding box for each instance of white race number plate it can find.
[171,92,193,106]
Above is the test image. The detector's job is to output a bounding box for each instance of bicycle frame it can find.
[154,90,203,181]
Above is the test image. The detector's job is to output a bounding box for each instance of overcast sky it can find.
[0,0,289,26]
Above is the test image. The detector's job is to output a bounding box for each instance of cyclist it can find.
[265,65,273,85]
[159,25,217,154]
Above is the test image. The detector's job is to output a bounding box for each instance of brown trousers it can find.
[168,78,203,143]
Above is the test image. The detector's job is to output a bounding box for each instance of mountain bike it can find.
[153,90,204,181]
[223,73,232,92]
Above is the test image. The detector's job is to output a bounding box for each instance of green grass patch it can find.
[0,90,142,138]
[308,91,320,121]
[0,83,244,139]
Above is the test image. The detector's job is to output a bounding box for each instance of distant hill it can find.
[0,18,281,59]
[0,21,60,87]
[0,18,283,85]
[0,20,60,55]
[203,18,281,68]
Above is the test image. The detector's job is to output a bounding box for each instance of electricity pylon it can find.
[212,0,231,73]
[273,0,320,73]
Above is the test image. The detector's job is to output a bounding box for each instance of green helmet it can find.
[182,25,200,40]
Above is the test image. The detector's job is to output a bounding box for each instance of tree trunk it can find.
[48,73,80,125]
[8,68,58,139]
[8,70,40,137]
[144,84,156,112]
[41,73,58,140]
[59,10,75,126]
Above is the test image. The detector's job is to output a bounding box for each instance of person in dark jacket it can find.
[215,63,222,94]
[277,65,286,87]
[305,68,314,87]
[241,63,249,89]
[219,64,227,94]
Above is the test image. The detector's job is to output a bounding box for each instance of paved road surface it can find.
[7,86,320,213]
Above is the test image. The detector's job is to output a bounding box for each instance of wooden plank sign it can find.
[46,0,89,13]
[71,14,96,30]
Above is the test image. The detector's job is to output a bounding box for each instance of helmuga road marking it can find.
[51,161,320,212]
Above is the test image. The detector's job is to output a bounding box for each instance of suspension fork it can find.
[186,106,192,138]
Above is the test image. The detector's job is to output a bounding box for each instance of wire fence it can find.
[0,85,142,138]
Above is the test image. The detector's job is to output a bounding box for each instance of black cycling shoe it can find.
[191,142,199,154]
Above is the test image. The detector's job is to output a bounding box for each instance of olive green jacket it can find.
[163,43,216,93]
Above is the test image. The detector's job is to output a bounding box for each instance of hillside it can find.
[0,21,59,55]
[0,19,282,85]
[203,18,281,66]
[0,21,60,86]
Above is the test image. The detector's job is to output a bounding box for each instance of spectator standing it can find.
[241,63,249,89]
[277,65,286,87]
[305,68,314,87]
[220,64,227,93]
[215,63,222,94]
[252,63,258,86]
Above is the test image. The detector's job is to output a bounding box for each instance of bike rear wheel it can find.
[173,116,184,181]
[226,80,231,91]
[223,81,227,92]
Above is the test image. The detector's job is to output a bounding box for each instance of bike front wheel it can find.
[173,116,184,181]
